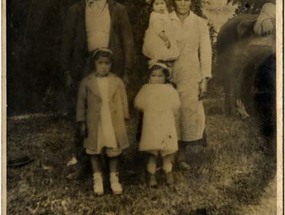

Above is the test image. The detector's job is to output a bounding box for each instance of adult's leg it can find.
[176,141,187,163]
[66,127,91,180]
[176,141,190,170]
[177,81,206,170]
[147,154,157,175]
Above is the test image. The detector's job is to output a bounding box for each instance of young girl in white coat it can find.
[135,63,181,187]
[76,48,129,195]
[143,0,180,63]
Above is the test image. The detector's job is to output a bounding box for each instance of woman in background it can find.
[170,0,212,170]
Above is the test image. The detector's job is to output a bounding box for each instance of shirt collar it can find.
[86,0,107,7]
[169,11,179,21]
[95,73,109,77]
[169,10,192,22]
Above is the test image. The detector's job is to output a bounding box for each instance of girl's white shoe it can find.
[110,172,123,195]
[93,173,104,195]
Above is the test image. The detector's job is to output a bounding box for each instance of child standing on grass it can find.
[142,0,180,64]
[135,63,180,187]
[76,48,129,195]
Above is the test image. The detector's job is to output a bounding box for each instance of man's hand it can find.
[65,71,74,90]
[254,3,275,36]
[260,18,274,35]
[79,122,87,138]
[254,18,274,36]
[198,78,209,100]
[159,31,171,49]
[123,70,130,86]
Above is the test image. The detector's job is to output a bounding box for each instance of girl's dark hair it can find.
[149,65,169,79]
[88,50,113,73]
[149,64,177,88]
[150,0,170,12]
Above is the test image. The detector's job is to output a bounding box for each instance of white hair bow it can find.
[148,59,170,72]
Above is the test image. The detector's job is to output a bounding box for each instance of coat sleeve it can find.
[149,13,165,35]
[60,5,77,72]
[167,86,181,113]
[172,89,181,113]
[134,85,147,111]
[119,5,135,72]
[119,79,130,119]
[199,18,212,80]
[253,3,275,35]
[76,79,87,122]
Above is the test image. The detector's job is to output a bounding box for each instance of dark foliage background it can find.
[228,0,275,14]
[7,0,273,114]
[7,0,207,114]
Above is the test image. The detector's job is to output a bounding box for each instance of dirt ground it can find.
[6,94,276,215]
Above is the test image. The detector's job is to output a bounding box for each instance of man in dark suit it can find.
[61,0,134,109]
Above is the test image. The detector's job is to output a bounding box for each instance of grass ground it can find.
[6,92,276,215]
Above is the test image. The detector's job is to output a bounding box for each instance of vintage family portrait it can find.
[4,0,283,214]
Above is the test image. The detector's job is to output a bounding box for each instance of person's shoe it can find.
[178,161,191,171]
[8,150,34,168]
[66,167,89,180]
[93,173,104,195]
[165,172,174,185]
[110,172,123,195]
[148,173,158,188]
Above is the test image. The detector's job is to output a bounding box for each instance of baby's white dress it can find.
[142,12,180,61]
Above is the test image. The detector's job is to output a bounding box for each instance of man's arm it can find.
[119,79,130,120]
[254,3,275,36]
[198,18,212,100]
[60,5,77,73]
[76,79,87,122]
[119,6,135,76]
[199,19,212,80]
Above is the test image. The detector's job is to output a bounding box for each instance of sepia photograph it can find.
[3,0,283,214]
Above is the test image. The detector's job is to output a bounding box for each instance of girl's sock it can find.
[110,172,122,194]
[147,155,157,175]
[93,172,104,195]
[163,154,174,185]
[162,154,173,173]
[147,155,158,187]
[108,156,123,194]
[90,155,104,195]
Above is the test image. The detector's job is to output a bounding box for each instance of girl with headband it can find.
[76,48,129,195]
[135,62,181,187]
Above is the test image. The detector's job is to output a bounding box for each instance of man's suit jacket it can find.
[60,0,134,81]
